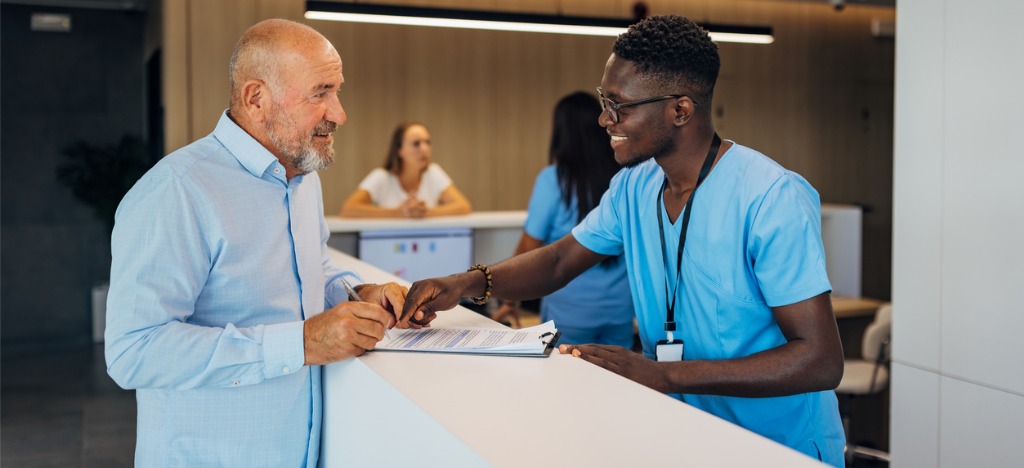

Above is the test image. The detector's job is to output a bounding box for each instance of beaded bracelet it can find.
[466,264,493,305]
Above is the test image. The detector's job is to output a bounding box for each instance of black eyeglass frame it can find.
[596,87,685,124]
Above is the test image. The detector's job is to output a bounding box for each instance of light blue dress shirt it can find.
[105,111,356,467]
[523,165,634,344]
[572,142,845,466]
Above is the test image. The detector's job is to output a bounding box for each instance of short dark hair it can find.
[612,15,721,112]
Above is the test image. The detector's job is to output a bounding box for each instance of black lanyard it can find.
[656,133,721,335]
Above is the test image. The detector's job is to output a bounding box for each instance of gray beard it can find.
[265,117,335,175]
[291,143,333,174]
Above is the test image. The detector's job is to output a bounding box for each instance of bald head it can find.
[226,19,346,179]
[229,19,332,111]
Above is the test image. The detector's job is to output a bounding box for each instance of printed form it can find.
[375,321,559,357]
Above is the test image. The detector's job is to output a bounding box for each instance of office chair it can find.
[836,303,892,464]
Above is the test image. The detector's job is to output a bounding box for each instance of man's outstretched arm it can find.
[398,234,606,326]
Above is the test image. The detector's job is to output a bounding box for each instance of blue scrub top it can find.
[572,142,845,466]
[524,166,634,329]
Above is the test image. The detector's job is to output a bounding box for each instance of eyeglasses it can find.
[596,87,685,124]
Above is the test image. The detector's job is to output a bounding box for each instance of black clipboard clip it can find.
[539,331,561,349]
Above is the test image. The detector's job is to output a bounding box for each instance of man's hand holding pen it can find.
[345,281,413,333]
[302,281,410,366]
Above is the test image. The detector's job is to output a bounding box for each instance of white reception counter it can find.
[319,250,827,467]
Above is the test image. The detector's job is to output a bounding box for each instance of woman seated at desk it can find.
[341,122,472,218]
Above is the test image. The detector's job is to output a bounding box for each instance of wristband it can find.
[466,264,492,305]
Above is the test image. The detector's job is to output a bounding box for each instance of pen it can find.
[340,278,394,340]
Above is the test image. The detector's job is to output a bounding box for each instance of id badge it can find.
[655,339,684,362]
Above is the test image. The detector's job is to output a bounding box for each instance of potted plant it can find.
[57,135,152,230]
[56,135,153,342]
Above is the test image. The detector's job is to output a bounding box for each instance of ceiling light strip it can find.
[305,2,773,44]
[708,31,774,44]
[305,11,625,36]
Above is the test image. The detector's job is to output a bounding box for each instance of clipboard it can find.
[462,331,561,358]
[374,322,561,358]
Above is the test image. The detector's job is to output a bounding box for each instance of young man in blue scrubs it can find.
[401,15,846,466]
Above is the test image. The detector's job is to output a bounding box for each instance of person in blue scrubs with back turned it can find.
[493,92,634,347]
[401,15,846,466]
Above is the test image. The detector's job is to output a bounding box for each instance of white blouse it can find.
[356,163,453,208]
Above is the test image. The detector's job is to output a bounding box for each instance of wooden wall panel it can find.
[314,19,617,216]
[163,0,895,298]
[161,0,189,153]
[256,0,304,19]
[188,0,258,138]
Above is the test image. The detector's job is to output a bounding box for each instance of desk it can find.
[831,296,885,360]
[325,211,526,267]
[319,251,827,467]
[832,296,885,319]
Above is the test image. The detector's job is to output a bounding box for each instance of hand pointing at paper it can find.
[400,235,604,329]
[399,275,466,327]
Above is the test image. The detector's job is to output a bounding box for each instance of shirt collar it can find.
[213,110,283,179]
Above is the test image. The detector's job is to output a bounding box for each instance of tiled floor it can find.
[1,342,136,467]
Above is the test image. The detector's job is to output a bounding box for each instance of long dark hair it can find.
[550,92,619,223]
[383,122,425,174]
[550,92,621,268]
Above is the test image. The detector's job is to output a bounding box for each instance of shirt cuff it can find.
[326,270,365,306]
[262,320,306,379]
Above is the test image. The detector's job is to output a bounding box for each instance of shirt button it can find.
[274,168,280,174]
[282,366,290,373]
[233,380,239,385]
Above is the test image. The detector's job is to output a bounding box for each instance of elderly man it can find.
[106,19,403,466]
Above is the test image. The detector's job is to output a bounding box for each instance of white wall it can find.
[892,0,1024,466]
